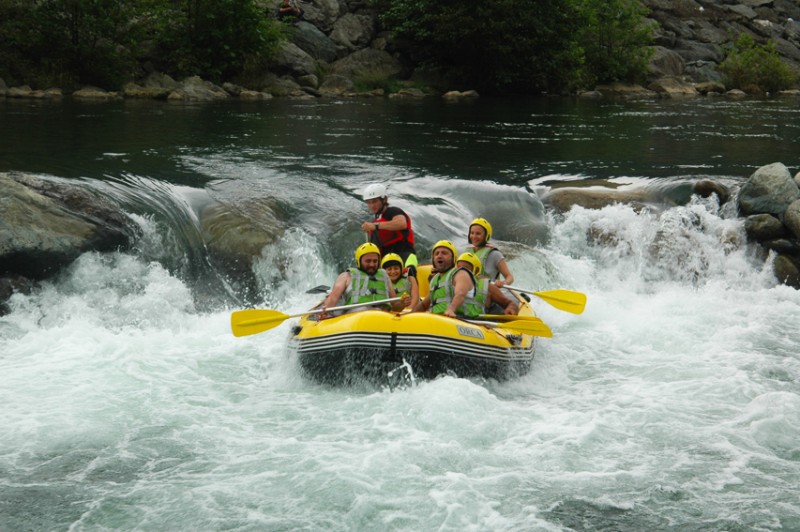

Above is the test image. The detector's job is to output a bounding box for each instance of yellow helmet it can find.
[431,239,457,260]
[456,252,482,276]
[381,253,404,269]
[468,217,493,243]
[355,242,381,265]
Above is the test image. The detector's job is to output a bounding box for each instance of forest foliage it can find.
[0,0,286,90]
[372,0,655,93]
[7,0,792,95]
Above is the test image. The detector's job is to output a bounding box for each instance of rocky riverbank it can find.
[4,163,800,313]
[1,0,799,102]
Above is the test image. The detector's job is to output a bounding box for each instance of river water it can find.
[1,96,800,530]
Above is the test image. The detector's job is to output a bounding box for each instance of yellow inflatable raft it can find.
[288,264,551,385]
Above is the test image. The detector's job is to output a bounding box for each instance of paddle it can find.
[465,319,553,338]
[505,287,586,314]
[231,297,402,337]
[478,314,546,323]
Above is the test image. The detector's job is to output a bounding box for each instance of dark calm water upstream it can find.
[2,96,800,531]
[3,96,799,185]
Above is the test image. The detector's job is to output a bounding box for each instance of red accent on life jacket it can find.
[373,211,415,249]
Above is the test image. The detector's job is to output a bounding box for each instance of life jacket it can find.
[428,267,482,318]
[392,275,411,296]
[372,210,415,251]
[343,267,392,307]
[474,277,490,309]
[473,245,499,281]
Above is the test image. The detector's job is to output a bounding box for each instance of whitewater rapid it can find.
[2,187,800,530]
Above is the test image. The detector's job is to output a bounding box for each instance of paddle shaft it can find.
[239,297,402,325]
[231,297,402,337]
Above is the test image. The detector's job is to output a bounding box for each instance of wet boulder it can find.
[693,179,730,204]
[745,213,788,242]
[0,172,136,307]
[199,199,286,303]
[783,199,800,240]
[737,162,800,216]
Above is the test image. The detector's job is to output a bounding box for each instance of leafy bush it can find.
[720,34,797,94]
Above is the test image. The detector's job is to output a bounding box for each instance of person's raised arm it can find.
[407,275,420,309]
[320,272,350,316]
[445,270,472,318]
[494,259,514,288]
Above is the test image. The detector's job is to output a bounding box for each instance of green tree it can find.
[372,0,653,94]
[577,0,654,86]
[373,0,586,94]
[0,0,139,89]
[720,33,797,94]
[141,0,286,83]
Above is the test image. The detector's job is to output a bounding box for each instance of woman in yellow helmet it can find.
[381,253,419,309]
[463,217,515,288]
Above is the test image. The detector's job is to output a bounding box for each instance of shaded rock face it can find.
[0,171,293,310]
[642,0,800,83]
[0,172,135,279]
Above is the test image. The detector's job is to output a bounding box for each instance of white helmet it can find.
[362,183,388,201]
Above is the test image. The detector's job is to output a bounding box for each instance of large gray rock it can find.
[270,42,318,77]
[123,72,178,99]
[0,172,134,279]
[292,21,340,63]
[319,74,355,95]
[648,77,699,97]
[299,0,342,32]
[330,48,403,79]
[783,199,800,240]
[167,76,229,101]
[745,213,788,242]
[648,46,685,77]
[329,13,375,51]
[200,202,283,280]
[737,162,800,216]
[773,254,800,288]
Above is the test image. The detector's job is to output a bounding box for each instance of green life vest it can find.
[473,246,499,281]
[474,277,490,309]
[393,275,410,296]
[344,268,392,307]
[429,267,482,318]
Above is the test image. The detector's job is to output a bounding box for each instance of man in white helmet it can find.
[360,183,418,271]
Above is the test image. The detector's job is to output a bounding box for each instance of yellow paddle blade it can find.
[534,289,586,314]
[507,286,587,315]
[230,309,291,337]
[499,319,553,338]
